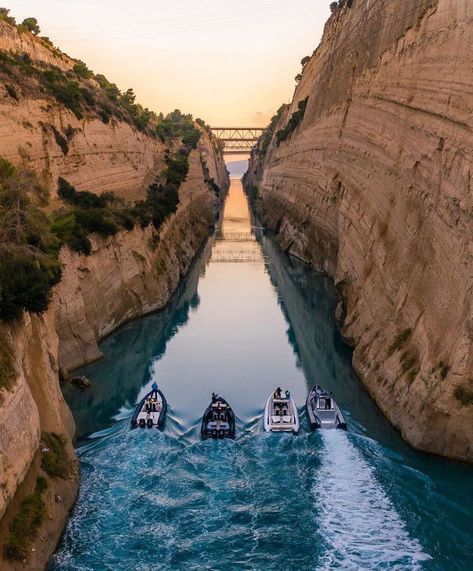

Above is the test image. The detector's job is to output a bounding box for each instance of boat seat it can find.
[282,416,292,423]
[271,415,282,424]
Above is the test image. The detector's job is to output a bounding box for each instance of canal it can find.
[51,176,473,570]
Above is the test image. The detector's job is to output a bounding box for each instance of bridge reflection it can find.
[211,250,261,263]
[209,179,263,264]
[215,232,256,243]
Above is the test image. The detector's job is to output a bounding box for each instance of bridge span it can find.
[210,127,265,155]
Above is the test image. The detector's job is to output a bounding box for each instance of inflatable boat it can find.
[264,388,299,433]
[201,394,236,439]
[131,382,167,428]
[306,385,347,430]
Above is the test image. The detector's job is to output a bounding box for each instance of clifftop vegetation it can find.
[0,11,218,329]
[0,108,202,325]
[0,8,205,143]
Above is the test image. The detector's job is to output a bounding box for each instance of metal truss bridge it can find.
[211,127,265,155]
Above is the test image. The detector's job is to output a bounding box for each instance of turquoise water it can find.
[51,179,473,570]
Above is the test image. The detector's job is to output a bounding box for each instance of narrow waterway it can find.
[51,177,473,570]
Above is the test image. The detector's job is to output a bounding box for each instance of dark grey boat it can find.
[306,385,347,430]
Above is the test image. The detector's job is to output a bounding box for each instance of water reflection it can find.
[57,178,473,570]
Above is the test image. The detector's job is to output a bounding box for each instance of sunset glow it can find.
[6,0,330,125]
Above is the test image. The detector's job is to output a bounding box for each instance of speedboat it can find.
[201,394,236,439]
[306,385,347,430]
[131,382,167,428]
[264,388,299,433]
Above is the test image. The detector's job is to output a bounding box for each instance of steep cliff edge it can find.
[246,0,473,462]
[0,15,228,568]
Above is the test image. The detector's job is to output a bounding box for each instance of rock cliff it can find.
[246,0,473,462]
[0,17,228,568]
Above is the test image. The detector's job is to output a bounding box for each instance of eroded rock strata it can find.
[0,18,228,569]
[246,0,473,462]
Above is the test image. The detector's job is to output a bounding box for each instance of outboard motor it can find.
[139,418,146,428]
[147,418,153,428]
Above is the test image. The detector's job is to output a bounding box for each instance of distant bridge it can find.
[211,127,265,155]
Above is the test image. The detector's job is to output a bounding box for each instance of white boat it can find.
[264,388,299,433]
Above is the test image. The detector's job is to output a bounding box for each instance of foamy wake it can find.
[313,431,431,570]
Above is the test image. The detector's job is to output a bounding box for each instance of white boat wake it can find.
[313,431,431,570]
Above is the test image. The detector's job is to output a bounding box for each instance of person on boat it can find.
[285,390,290,399]
[151,382,158,392]
[325,398,331,410]
[151,398,157,412]
[212,392,218,404]
[145,398,151,413]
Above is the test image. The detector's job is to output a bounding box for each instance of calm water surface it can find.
[51,178,473,570]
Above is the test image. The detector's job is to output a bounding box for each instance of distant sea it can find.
[226,159,249,177]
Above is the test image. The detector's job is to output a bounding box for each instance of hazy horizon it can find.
[5,0,330,126]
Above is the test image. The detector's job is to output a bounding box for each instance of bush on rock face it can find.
[276,97,309,146]
[0,159,62,322]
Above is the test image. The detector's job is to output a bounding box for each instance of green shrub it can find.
[165,155,189,186]
[57,177,109,208]
[256,105,286,158]
[73,60,93,79]
[0,157,16,180]
[0,251,60,321]
[20,17,40,35]
[0,7,16,25]
[156,110,201,148]
[276,97,309,145]
[74,207,118,237]
[146,183,179,228]
[0,332,15,390]
[41,433,69,478]
[0,158,62,321]
[50,212,92,255]
[3,492,45,560]
[50,80,83,119]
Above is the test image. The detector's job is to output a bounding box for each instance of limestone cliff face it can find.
[56,133,227,373]
[0,312,77,519]
[246,0,473,462]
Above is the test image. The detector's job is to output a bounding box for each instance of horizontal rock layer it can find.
[246,0,473,462]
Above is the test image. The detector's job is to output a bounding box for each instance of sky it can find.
[5,0,330,127]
